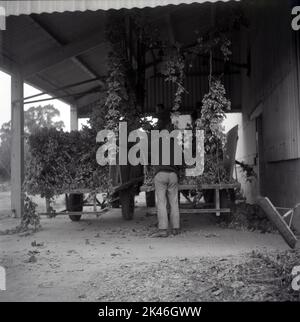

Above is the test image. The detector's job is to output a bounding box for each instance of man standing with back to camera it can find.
[150,105,181,238]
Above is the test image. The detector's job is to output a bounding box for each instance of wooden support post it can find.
[215,188,221,217]
[45,198,51,213]
[93,195,97,212]
[70,105,78,131]
[11,72,24,218]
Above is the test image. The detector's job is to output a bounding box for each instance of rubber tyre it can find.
[66,193,83,222]
[120,190,135,220]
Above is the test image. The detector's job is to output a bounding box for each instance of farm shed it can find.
[0,0,299,218]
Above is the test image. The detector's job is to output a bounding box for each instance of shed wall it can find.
[239,0,300,206]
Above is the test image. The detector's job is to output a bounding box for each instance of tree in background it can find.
[0,104,65,181]
[25,105,64,134]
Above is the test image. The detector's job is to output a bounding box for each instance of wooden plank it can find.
[146,208,231,215]
[64,189,102,194]
[39,210,109,216]
[223,125,239,179]
[10,72,24,218]
[62,181,240,195]
[140,182,240,192]
[257,197,297,249]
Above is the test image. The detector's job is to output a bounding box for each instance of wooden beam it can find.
[22,33,107,78]
[141,183,241,192]
[39,209,109,216]
[70,105,78,131]
[146,208,231,215]
[11,71,24,218]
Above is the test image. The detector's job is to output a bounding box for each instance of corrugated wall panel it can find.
[144,74,240,113]
[241,0,300,163]
[144,55,241,113]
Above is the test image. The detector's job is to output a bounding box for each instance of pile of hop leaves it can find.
[218,202,278,233]
[24,126,110,199]
[0,195,40,235]
[21,195,40,231]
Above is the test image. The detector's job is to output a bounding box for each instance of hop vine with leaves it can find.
[199,78,231,147]
[163,52,186,112]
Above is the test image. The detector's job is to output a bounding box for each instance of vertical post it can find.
[11,72,24,218]
[215,188,220,217]
[70,104,78,131]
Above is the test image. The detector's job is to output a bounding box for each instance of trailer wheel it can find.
[120,190,134,220]
[66,193,83,222]
[146,191,156,207]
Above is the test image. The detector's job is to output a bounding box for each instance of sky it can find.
[0,70,71,131]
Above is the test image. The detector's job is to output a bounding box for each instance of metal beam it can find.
[26,16,105,87]
[28,73,76,105]
[23,77,102,101]
[24,85,102,104]
[0,50,21,75]
[23,32,107,78]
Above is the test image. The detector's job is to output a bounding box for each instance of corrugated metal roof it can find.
[0,0,242,115]
[0,0,238,16]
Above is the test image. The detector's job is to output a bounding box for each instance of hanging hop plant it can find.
[104,54,125,133]
[194,34,232,62]
[104,13,143,134]
[199,78,231,144]
[163,52,186,112]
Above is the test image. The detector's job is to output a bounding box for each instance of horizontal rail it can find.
[146,208,231,215]
[39,209,109,216]
[141,182,241,192]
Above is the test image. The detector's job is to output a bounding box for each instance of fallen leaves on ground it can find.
[79,249,300,302]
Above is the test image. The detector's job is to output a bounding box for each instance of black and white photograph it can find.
[0,0,300,310]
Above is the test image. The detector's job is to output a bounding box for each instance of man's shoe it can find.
[172,228,181,236]
[150,230,168,238]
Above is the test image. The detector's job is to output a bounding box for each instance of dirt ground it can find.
[0,191,299,302]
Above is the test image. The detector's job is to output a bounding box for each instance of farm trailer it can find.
[39,125,240,220]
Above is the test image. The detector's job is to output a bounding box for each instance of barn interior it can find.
[1,0,299,219]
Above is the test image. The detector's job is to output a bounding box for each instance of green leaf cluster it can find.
[24,127,109,199]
